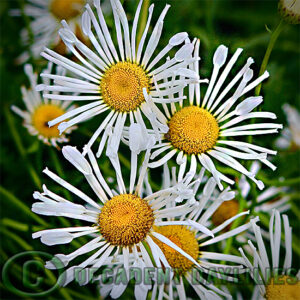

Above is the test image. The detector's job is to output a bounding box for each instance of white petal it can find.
[187,220,214,237]
[235,96,263,115]
[62,146,92,175]
[213,45,228,67]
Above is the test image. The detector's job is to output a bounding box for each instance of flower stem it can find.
[246,20,285,146]
[1,218,41,232]
[136,0,150,45]
[255,19,285,96]
[256,175,300,187]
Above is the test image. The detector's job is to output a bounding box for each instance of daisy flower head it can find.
[12,0,90,63]
[276,104,300,151]
[11,63,76,148]
[147,41,283,190]
[134,166,259,300]
[37,0,198,159]
[32,145,206,288]
[211,161,291,232]
[239,210,299,300]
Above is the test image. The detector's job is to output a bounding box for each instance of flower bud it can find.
[278,0,300,24]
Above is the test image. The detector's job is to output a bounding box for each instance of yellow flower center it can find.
[50,0,84,20]
[266,276,300,300]
[153,225,199,275]
[211,200,240,230]
[32,104,65,138]
[98,194,154,246]
[100,62,150,112]
[166,106,219,155]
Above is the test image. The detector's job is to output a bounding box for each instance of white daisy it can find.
[101,165,258,300]
[32,145,209,288]
[11,63,76,147]
[239,209,300,300]
[37,0,198,159]
[276,104,300,150]
[147,41,282,190]
[11,0,90,63]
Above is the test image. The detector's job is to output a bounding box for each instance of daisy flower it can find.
[32,145,208,287]
[138,165,258,300]
[276,104,300,151]
[37,0,198,158]
[147,41,282,190]
[11,0,89,63]
[11,63,76,147]
[98,165,203,300]
[211,161,290,232]
[239,209,300,300]
[210,162,290,255]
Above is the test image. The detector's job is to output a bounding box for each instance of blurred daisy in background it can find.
[211,162,290,232]
[11,63,76,147]
[239,210,299,300]
[37,0,198,159]
[11,0,91,63]
[32,146,210,289]
[125,165,257,300]
[147,41,282,190]
[210,161,290,252]
[211,162,291,258]
[276,104,300,151]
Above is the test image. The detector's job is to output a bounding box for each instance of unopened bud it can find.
[278,0,300,24]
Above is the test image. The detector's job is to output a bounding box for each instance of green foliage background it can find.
[0,0,299,299]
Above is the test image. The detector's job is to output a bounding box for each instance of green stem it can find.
[247,20,284,145]
[291,202,300,220]
[118,152,131,170]
[249,182,258,214]
[256,175,300,187]
[1,218,41,232]
[136,0,150,45]
[255,20,285,96]
[0,186,47,227]
[142,240,156,267]
[5,106,41,189]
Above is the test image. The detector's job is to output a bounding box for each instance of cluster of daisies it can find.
[12,0,300,299]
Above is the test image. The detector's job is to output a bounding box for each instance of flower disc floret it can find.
[32,104,65,138]
[98,194,154,246]
[265,276,300,300]
[166,106,219,155]
[50,0,84,20]
[154,225,199,275]
[211,199,240,229]
[100,62,150,112]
